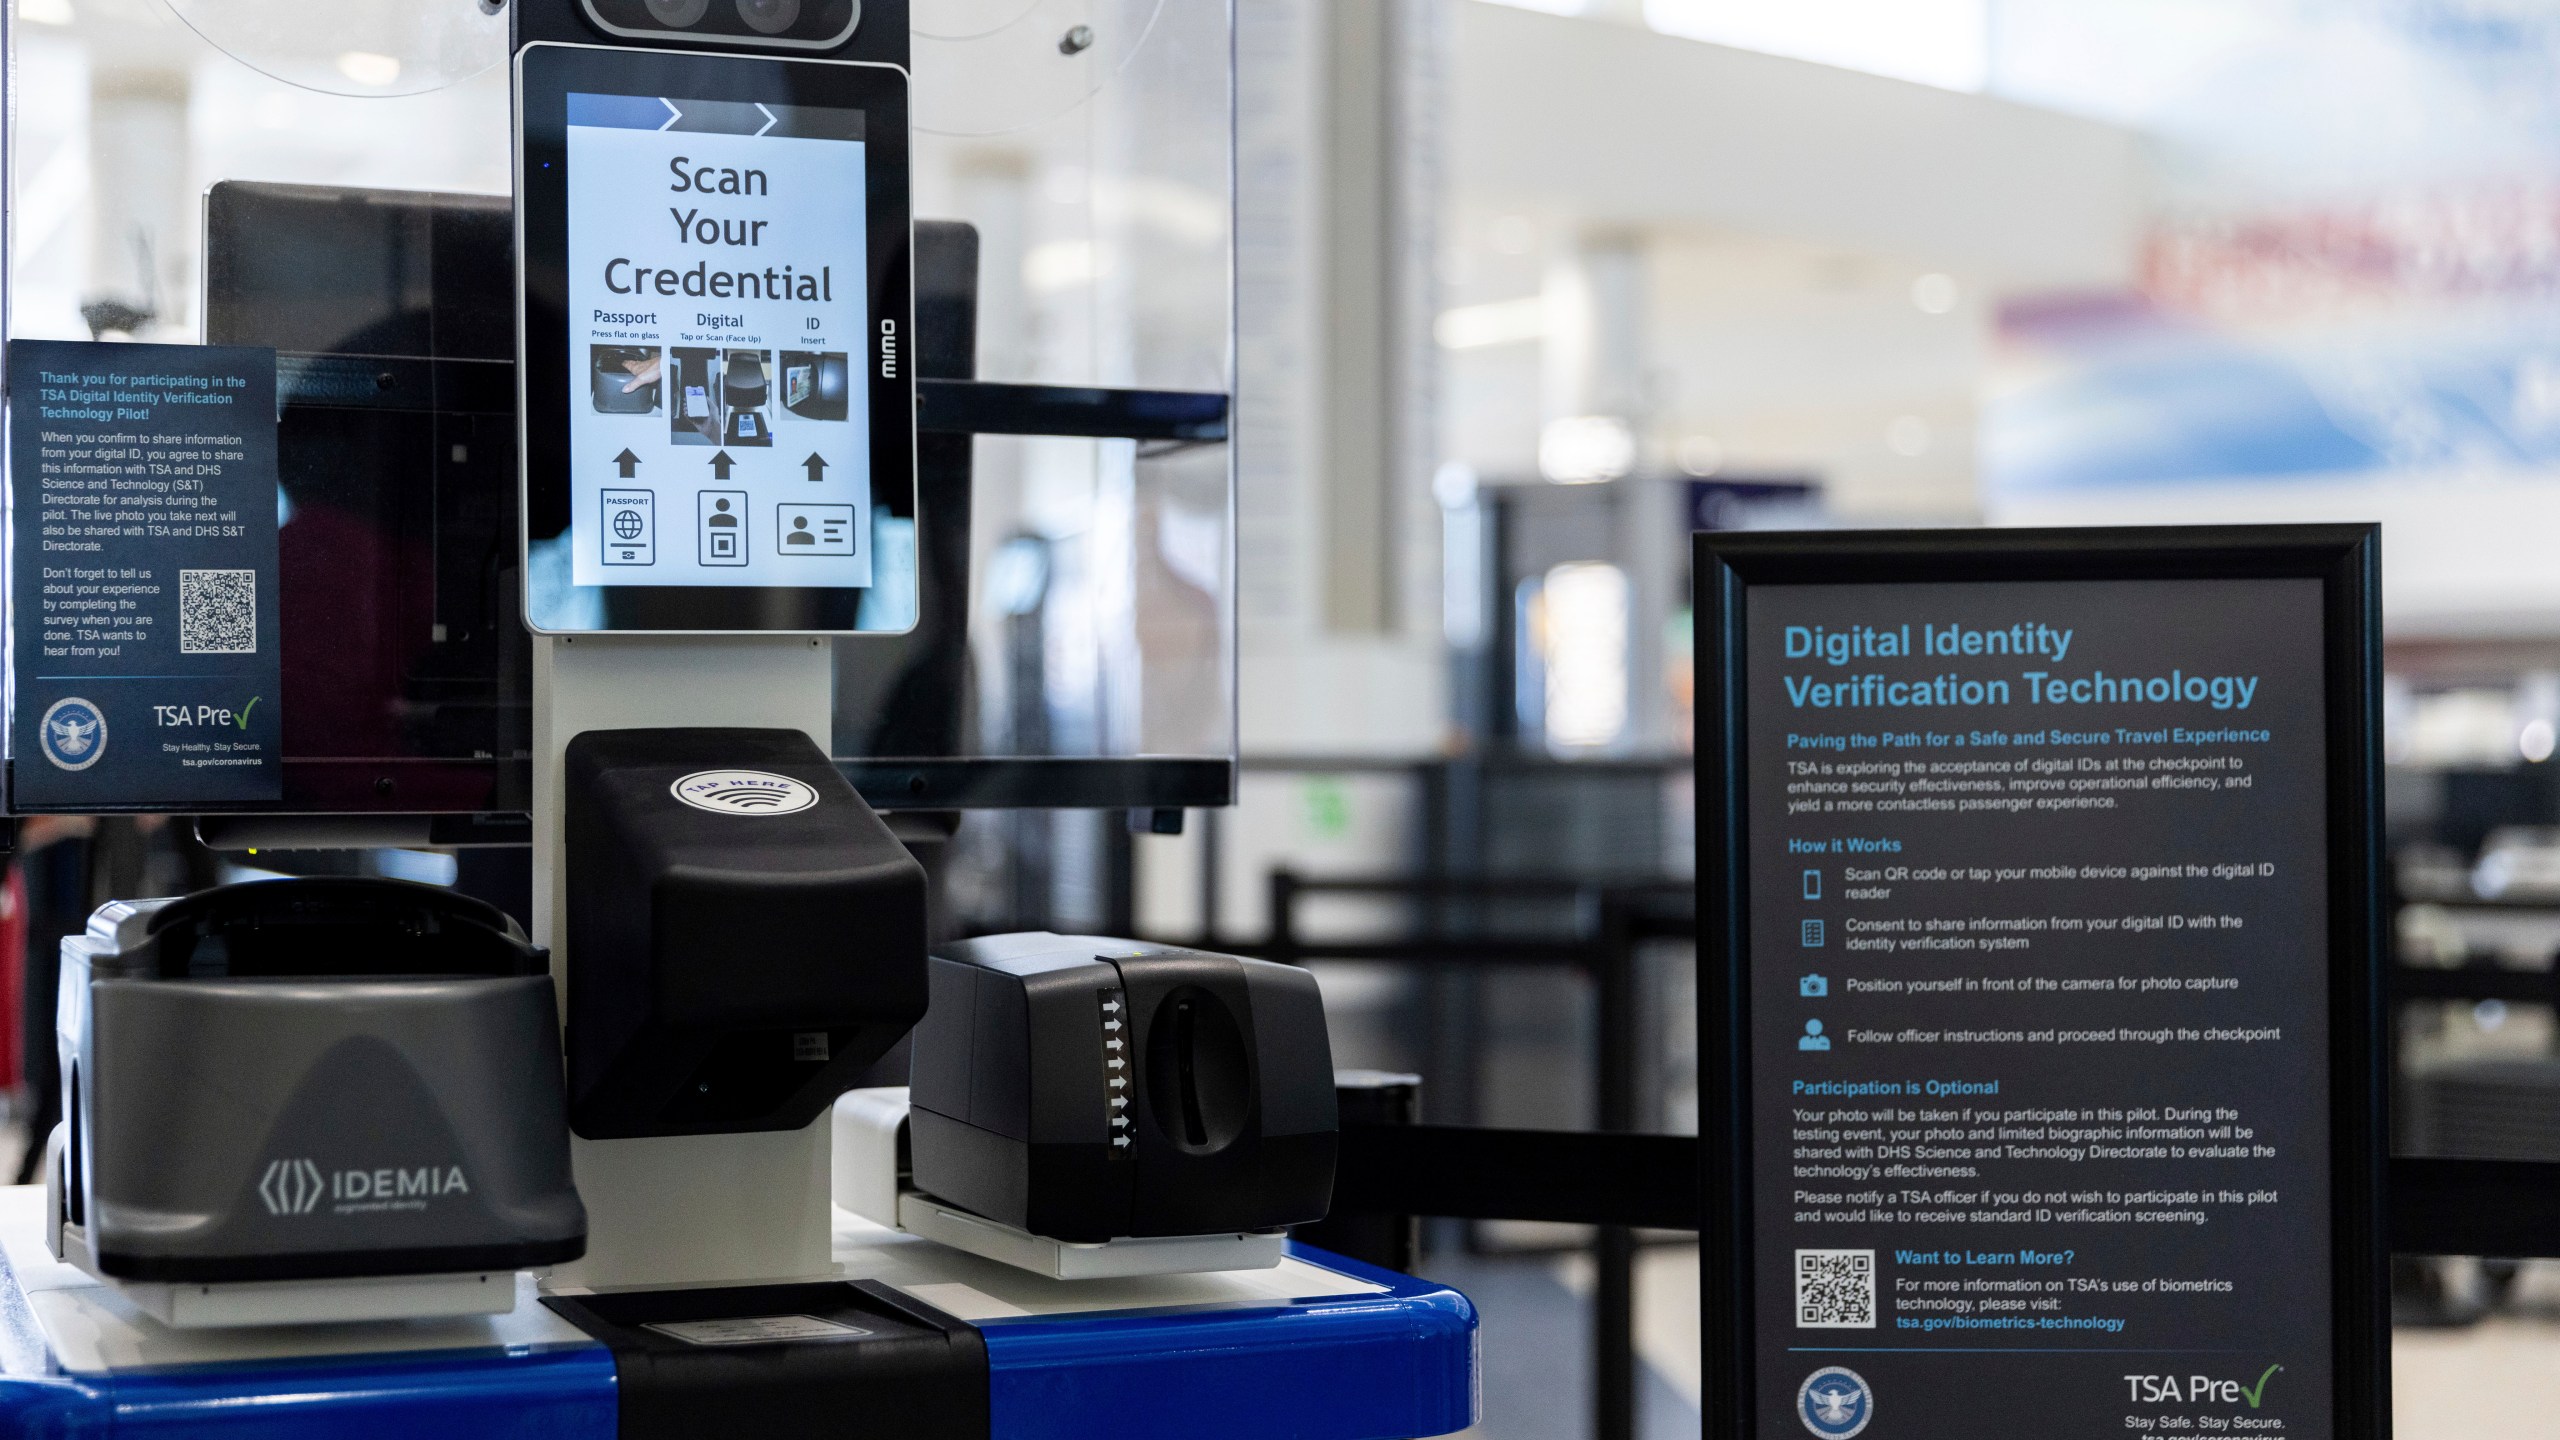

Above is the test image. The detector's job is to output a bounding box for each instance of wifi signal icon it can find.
[668,769,821,818]
[705,786,788,811]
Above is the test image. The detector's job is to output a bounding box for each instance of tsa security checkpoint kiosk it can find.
[0,2,1476,1435]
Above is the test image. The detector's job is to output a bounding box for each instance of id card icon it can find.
[600,489,654,565]
[776,503,855,556]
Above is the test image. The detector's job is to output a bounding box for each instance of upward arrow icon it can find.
[710,450,735,480]
[802,452,829,483]
[612,449,642,478]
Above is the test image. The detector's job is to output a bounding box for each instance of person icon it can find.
[786,514,815,546]
[708,498,736,528]
[1798,1019,1831,1052]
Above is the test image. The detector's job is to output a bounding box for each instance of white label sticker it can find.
[643,1314,873,1346]
[668,769,821,817]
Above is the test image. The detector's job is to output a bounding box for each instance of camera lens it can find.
[735,0,800,33]
[644,0,710,25]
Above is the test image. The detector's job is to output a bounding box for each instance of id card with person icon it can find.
[776,504,855,556]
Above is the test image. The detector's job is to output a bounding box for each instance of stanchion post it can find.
[1299,1071,1425,1272]
[1592,889,1640,1440]
[1269,868,1302,968]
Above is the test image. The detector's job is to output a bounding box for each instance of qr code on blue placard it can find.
[1796,1249,1875,1329]
[178,569,257,654]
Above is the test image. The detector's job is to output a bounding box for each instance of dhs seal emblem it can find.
[38,697,106,772]
[1797,1366,1872,1438]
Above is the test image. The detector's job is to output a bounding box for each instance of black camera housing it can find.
[512,0,907,65]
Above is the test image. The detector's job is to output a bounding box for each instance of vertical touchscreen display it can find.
[564,91,870,589]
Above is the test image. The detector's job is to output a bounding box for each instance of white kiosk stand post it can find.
[533,634,838,1288]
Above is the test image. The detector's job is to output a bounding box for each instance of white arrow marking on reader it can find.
[1103,1020,1121,1031]
[658,98,682,131]
[754,102,778,137]
[1103,1001,1120,1012]
[1109,1077,1127,1088]
[1113,1136,1132,1148]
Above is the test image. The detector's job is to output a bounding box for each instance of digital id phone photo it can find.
[515,42,915,633]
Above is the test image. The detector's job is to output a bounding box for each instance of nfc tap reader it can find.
[563,727,925,1139]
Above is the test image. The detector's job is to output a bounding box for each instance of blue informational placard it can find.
[1694,527,2389,1440]
[8,340,283,807]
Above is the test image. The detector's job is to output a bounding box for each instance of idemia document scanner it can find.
[45,879,585,1326]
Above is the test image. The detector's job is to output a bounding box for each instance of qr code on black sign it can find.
[179,569,257,654]
[1795,1249,1875,1329]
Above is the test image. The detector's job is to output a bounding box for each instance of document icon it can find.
[1801,919,1825,948]
[600,489,654,566]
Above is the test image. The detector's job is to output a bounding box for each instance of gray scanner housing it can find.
[58,879,586,1283]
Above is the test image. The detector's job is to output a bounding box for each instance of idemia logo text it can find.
[258,1158,470,1216]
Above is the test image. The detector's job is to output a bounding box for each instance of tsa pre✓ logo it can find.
[1798,1366,1872,1438]
[38,697,107,771]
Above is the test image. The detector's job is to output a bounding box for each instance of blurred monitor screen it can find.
[202,180,530,816]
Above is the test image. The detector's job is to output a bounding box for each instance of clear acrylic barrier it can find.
[162,0,510,97]
[850,0,1234,805]
[5,0,1235,813]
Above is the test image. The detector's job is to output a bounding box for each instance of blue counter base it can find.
[0,1188,1475,1439]
[983,1247,1479,1440]
[0,1347,621,1440]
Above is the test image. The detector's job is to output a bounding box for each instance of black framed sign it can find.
[1696,526,2386,1440]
